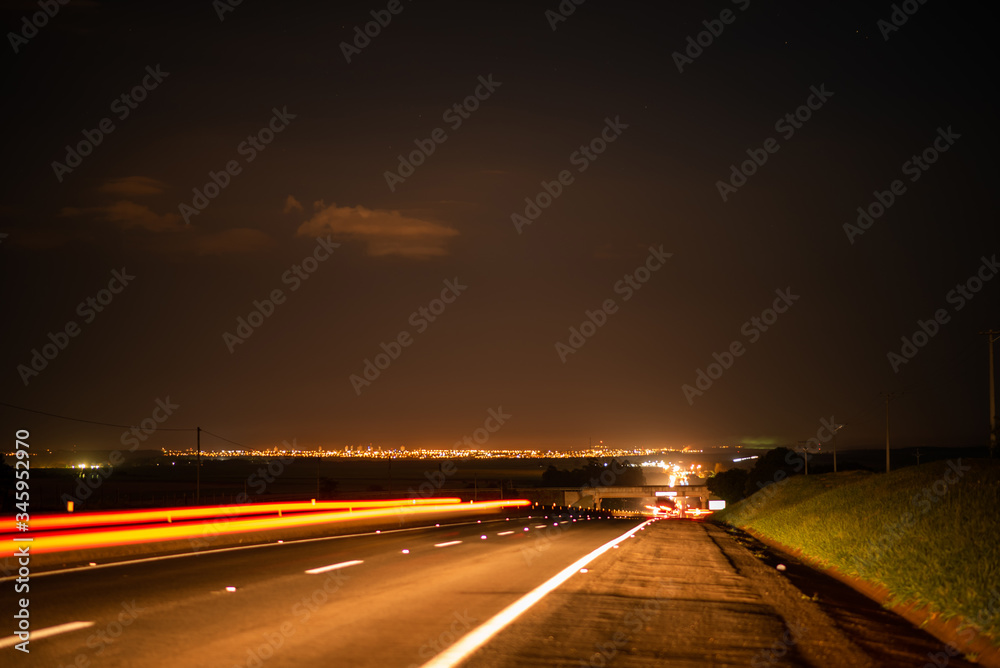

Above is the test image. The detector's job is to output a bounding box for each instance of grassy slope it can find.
[714,460,1000,643]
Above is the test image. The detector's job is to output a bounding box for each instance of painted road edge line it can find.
[419,519,654,668]
[305,559,364,574]
[0,621,95,649]
[0,518,507,583]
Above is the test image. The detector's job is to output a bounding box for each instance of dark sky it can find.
[2,0,997,453]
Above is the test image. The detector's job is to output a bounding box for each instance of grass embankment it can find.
[714,459,1000,644]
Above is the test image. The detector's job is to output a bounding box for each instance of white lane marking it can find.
[0,621,95,648]
[496,531,514,536]
[0,518,511,583]
[305,559,363,574]
[434,541,462,548]
[419,519,653,668]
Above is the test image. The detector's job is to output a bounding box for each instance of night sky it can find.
[2,0,997,452]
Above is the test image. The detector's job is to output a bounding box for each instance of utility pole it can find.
[796,440,809,475]
[881,393,901,473]
[316,454,323,500]
[980,330,999,458]
[196,426,201,503]
[831,422,845,474]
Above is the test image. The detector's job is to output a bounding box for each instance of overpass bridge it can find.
[532,484,711,510]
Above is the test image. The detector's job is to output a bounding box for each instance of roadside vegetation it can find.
[714,458,1000,644]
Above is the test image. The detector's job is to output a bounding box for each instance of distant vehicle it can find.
[645,502,713,519]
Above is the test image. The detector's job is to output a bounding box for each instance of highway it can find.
[2,513,642,668]
[2,514,976,667]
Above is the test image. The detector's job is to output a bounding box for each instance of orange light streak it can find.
[0,498,462,533]
[3,500,530,554]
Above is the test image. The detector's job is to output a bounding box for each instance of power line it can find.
[199,429,249,450]
[0,401,249,448]
[818,326,988,455]
[0,400,194,431]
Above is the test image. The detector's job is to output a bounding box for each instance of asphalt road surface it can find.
[1,515,977,667]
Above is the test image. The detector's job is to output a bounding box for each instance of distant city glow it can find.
[157,445,703,460]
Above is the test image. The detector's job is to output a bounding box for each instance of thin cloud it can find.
[98,176,169,197]
[52,177,271,255]
[295,201,458,259]
[283,195,304,214]
[61,200,182,232]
